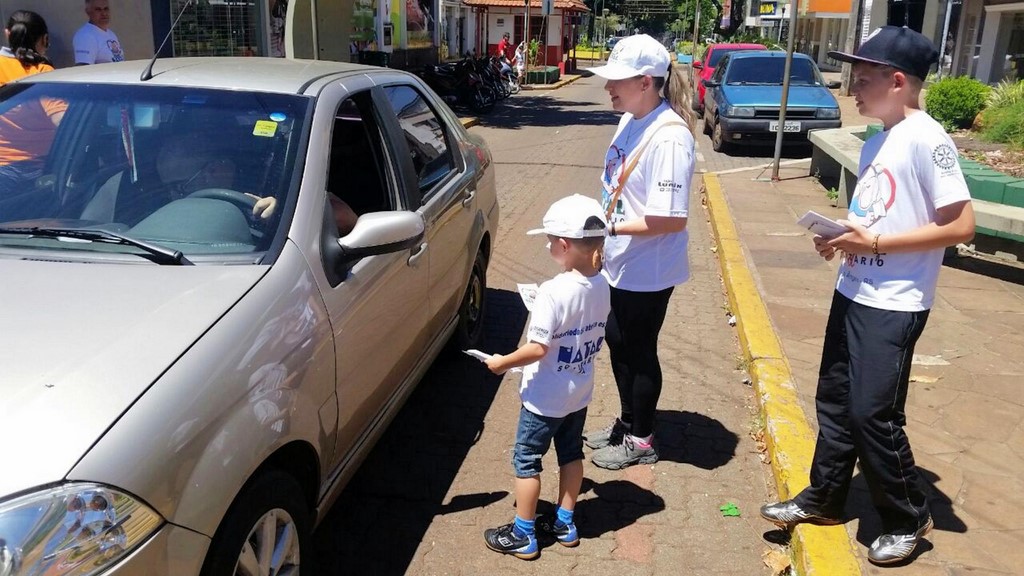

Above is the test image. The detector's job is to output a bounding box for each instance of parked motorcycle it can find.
[418,58,496,114]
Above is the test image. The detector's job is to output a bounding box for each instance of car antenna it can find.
[141,0,193,81]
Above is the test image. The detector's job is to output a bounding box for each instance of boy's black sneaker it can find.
[483,523,539,560]
[759,499,844,530]
[868,515,934,565]
[536,514,580,547]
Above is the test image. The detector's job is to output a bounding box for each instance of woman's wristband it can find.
[872,233,881,255]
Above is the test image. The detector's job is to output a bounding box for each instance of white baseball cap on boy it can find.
[527,194,607,238]
[587,34,671,80]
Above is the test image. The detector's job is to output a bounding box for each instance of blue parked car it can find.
[701,51,841,152]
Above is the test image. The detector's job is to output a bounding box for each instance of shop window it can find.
[171,0,263,57]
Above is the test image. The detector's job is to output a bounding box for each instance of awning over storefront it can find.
[461,0,590,12]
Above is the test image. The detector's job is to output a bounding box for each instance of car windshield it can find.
[725,57,822,85]
[707,48,757,67]
[0,82,310,262]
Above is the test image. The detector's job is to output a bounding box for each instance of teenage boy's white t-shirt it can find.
[601,100,695,292]
[521,271,611,418]
[836,111,971,312]
[74,23,125,64]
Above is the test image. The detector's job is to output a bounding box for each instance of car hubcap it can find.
[713,122,722,147]
[235,509,300,576]
[466,268,483,328]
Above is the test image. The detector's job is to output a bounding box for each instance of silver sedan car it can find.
[0,58,497,575]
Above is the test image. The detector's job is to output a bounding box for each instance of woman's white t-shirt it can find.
[521,272,611,418]
[836,111,971,312]
[601,100,695,292]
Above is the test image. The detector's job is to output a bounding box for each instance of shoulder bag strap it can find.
[604,120,687,220]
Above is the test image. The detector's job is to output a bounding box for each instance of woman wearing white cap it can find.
[582,34,697,470]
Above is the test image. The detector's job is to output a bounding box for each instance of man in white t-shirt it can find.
[759,27,976,566]
[481,195,610,559]
[73,0,124,65]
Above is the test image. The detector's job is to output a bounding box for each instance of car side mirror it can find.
[703,79,720,88]
[692,61,703,70]
[337,211,424,263]
[826,80,841,89]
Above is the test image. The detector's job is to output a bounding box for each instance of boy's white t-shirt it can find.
[837,111,971,312]
[601,100,695,292]
[521,271,611,418]
[73,23,125,64]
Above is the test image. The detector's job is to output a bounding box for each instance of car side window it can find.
[327,93,394,219]
[383,85,454,202]
[713,56,729,82]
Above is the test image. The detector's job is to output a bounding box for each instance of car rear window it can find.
[725,57,822,86]
[0,82,311,261]
[707,48,759,67]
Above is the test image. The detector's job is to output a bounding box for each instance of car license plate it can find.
[769,121,801,133]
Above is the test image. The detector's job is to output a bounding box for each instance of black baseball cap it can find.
[827,26,939,81]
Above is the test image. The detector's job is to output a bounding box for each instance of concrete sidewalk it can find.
[703,165,1024,575]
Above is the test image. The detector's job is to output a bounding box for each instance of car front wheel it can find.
[200,470,312,576]
[712,117,730,153]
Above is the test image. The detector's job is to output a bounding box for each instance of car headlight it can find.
[0,483,163,576]
[725,106,756,118]
[817,107,841,119]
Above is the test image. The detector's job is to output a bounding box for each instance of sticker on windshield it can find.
[253,120,278,137]
[269,112,287,122]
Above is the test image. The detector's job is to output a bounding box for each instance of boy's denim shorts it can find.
[512,405,587,478]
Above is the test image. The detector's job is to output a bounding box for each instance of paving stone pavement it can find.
[714,163,1024,575]
[313,75,778,575]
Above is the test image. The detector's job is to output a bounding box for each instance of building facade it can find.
[784,0,1023,83]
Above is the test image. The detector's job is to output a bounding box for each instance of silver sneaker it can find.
[868,516,934,565]
[759,499,844,530]
[591,435,657,470]
[583,418,627,450]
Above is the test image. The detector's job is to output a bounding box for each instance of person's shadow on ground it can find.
[531,477,665,544]
[654,409,739,470]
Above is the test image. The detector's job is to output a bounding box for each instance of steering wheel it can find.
[187,188,257,212]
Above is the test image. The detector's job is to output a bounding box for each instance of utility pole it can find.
[937,0,954,79]
[839,0,862,96]
[525,0,531,78]
[770,0,800,181]
[692,0,701,64]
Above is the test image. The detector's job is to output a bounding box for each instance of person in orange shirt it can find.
[1,10,65,198]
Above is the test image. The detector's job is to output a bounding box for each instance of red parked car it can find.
[692,43,767,116]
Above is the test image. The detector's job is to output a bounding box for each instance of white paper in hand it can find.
[517,283,539,311]
[463,349,522,373]
[796,210,850,238]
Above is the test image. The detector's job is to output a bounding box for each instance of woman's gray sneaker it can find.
[868,516,934,565]
[583,418,627,450]
[591,435,657,469]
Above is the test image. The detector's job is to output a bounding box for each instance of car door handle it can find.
[462,189,476,208]
[408,242,427,267]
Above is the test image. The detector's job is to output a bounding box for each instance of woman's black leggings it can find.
[605,286,674,438]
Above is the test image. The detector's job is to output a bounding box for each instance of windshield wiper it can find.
[0,226,193,265]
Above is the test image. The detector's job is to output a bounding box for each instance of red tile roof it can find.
[462,0,590,12]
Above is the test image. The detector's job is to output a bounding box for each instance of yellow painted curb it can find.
[460,117,480,129]
[702,172,862,576]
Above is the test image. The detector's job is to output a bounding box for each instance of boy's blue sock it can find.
[555,506,574,528]
[512,515,535,538]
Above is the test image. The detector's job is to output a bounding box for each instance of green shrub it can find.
[981,99,1024,148]
[924,76,991,131]
[987,78,1024,110]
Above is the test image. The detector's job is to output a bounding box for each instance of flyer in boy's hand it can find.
[796,210,850,238]
[517,283,539,311]
[463,349,522,373]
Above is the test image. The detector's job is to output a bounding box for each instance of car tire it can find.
[200,470,313,576]
[702,111,712,136]
[711,116,730,153]
[450,249,487,351]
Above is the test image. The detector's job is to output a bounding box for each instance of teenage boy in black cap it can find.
[759,26,976,565]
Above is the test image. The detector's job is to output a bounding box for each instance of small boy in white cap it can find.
[482,194,611,560]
